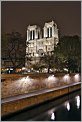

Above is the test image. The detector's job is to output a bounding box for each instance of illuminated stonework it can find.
[25,20,59,67]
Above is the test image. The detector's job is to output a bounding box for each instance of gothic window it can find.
[30,30,35,40]
[30,31,32,40]
[47,27,52,38]
[33,30,35,40]
[47,28,49,38]
[33,52,34,56]
[38,31,40,39]
[50,27,52,37]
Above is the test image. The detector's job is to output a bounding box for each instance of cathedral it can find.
[25,20,59,68]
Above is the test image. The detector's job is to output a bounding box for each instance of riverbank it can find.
[1,82,81,117]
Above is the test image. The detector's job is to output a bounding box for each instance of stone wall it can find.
[1,73,81,98]
[1,83,81,117]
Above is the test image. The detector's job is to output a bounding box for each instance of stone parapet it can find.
[1,82,81,117]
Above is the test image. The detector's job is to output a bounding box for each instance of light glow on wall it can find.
[48,75,56,81]
[63,74,70,83]
[74,74,80,82]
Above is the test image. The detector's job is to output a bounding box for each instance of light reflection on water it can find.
[75,95,80,109]
[51,112,55,120]
[2,90,81,121]
[32,91,81,121]
[66,102,70,111]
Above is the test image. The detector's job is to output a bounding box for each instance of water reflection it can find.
[64,101,70,111]
[66,102,70,111]
[2,90,81,121]
[75,96,80,109]
[47,92,80,121]
[51,112,55,120]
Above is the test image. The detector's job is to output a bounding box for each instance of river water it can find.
[2,90,81,121]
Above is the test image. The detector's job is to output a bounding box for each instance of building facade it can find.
[25,20,59,68]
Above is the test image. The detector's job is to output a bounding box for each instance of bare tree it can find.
[2,32,26,72]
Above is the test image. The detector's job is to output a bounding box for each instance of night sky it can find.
[1,1,81,37]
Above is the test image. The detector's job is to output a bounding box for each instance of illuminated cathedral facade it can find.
[25,20,59,68]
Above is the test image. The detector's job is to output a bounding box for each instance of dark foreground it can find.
[2,90,81,121]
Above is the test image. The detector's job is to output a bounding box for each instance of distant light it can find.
[28,70,30,72]
[50,69,52,71]
[36,54,39,57]
[16,68,22,72]
[43,68,48,73]
[10,68,13,70]
[7,68,9,70]
[44,68,47,71]
[31,68,33,70]
[51,112,55,120]
[22,67,26,70]
[9,70,11,74]
[63,68,68,72]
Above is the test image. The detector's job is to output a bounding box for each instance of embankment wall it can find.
[1,82,81,116]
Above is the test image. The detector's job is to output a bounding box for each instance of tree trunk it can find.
[48,65,50,73]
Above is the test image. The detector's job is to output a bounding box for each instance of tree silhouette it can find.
[58,35,81,72]
[2,32,26,72]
